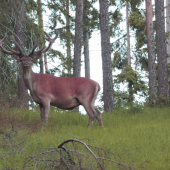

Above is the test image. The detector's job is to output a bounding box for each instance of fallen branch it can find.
[58,139,104,170]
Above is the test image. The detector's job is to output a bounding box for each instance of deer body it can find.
[23,67,100,110]
[0,32,103,127]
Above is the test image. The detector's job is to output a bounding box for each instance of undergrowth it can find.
[0,105,170,169]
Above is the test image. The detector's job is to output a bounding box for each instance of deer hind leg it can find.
[79,87,103,127]
[82,103,95,127]
[93,107,103,127]
[81,103,103,127]
[39,100,50,123]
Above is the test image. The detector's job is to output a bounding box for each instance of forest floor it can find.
[0,105,170,170]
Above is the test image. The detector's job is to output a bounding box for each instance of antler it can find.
[0,36,23,57]
[29,30,58,58]
[0,36,7,46]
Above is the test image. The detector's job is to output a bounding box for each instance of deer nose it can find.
[25,62,29,66]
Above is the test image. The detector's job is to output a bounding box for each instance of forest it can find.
[0,0,169,110]
[0,0,170,169]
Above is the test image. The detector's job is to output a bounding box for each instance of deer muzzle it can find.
[25,62,30,66]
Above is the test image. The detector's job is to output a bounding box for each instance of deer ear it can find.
[32,53,41,61]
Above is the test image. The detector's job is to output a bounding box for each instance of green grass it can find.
[0,106,170,169]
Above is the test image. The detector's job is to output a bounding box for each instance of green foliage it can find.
[129,0,144,11]
[83,0,99,34]
[110,9,123,37]
[1,107,170,169]
[112,51,127,69]
[114,65,148,104]
[0,54,18,105]
[146,95,170,107]
[128,9,146,49]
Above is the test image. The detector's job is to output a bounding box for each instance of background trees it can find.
[0,0,170,111]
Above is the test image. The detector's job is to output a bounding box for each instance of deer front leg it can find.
[39,101,50,123]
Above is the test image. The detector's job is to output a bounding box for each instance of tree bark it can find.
[73,0,83,77]
[126,1,131,66]
[155,0,169,97]
[83,3,90,78]
[13,0,29,108]
[66,0,72,75]
[99,0,114,111]
[145,0,157,100]
[37,0,44,74]
[44,53,48,73]
[166,0,170,64]
[126,1,133,103]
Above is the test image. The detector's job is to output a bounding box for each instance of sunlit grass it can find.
[0,106,170,169]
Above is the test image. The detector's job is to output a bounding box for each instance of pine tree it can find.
[13,0,29,108]
[37,0,44,73]
[73,0,84,77]
[145,0,157,101]
[155,0,169,98]
[99,0,114,111]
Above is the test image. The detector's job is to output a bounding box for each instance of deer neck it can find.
[22,66,35,90]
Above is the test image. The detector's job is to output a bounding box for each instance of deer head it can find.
[0,31,58,67]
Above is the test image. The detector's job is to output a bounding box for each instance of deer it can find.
[0,31,103,127]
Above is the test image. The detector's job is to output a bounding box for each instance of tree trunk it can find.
[126,1,131,66]
[66,0,72,76]
[145,0,157,100]
[126,1,133,103]
[83,3,90,78]
[44,53,48,73]
[99,0,114,111]
[73,0,83,77]
[166,0,170,64]
[13,0,29,108]
[155,0,169,97]
[37,0,44,74]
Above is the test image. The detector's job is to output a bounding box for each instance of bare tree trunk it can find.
[99,0,114,111]
[13,0,29,108]
[66,0,72,76]
[37,0,44,74]
[145,0,157,101]
[73,0,83,112]
[73,0,83,77]
[126,1,131,66]
[44,53,48,73]
[155,0,169,98]
[83,26,90,78]
[166,0,170,64]
[126,0,133,103]
[83,3,90,78]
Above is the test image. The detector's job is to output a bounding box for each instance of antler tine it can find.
[7,45,21,55]
[29,37,41,56]
[41,30,59,53]
[44,31,51,41]
[0,36,7,46]
[32,31,59,57]
[12,36,24,55]
[0,36,20,56]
